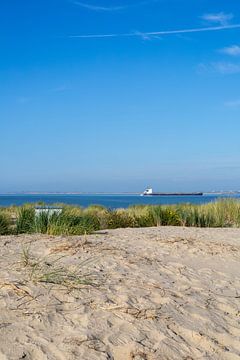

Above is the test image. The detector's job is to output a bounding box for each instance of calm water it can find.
[0,194,239,209]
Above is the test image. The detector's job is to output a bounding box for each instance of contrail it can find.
[69,24,240,39]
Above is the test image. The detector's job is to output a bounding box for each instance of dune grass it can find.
[1,199,240,236]
[20,245,98,288]
[16,206,100,235]
[0,212,11,235]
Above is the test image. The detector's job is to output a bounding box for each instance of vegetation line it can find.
[0,200,240,236]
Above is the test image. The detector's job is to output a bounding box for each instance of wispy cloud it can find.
[213,62,240,74]
[219,45,240,56]
[133,31,158,41]
[201,12,234,26]
[224,99,240,107]
[69,23,240,40]
[72,0,157,12]
[198,62,240,75]
[72,1,125,11]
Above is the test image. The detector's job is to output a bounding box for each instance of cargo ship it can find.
[141,188,203,196]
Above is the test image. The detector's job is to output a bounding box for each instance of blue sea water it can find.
[0,194,239,209]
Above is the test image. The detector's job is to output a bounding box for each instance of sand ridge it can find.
[0,227,240,359]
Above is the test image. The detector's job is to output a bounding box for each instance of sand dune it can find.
[0,227,240,359]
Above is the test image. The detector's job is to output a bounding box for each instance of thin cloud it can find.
[198,62,240,75]
[134,31,154,41]
[224,99,240,107]
[69,23,240,39]
[72,1,125,11]
[72,0,158,12]
[219,45,240,56]
[213,62,240,74]
[201,12,234,26]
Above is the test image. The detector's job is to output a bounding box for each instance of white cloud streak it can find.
[69,24,240,39]
[201,12,234,26]
[72,1,125,11]
[72,0,158,12]
[219,45,240,56]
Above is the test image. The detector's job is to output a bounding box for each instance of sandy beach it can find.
[0,227,240,359]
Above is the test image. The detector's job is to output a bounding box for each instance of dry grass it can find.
[20,245,100,290]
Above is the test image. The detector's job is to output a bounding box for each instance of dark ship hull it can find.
[143,192,203,196]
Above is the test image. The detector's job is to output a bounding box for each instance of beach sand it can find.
[0,227,240,359]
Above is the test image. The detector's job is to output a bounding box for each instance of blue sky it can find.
[1,0,240,192]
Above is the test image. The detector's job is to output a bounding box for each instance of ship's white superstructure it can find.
[142,188,153,196]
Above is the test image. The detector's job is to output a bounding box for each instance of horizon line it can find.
[1,191,240,195]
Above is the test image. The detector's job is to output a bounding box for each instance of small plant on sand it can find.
[20,246,99,289]
[37,266,95,287]
[21,244,32,267]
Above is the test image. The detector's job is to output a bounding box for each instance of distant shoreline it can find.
[0,192,240,196]
[1,192,141,196]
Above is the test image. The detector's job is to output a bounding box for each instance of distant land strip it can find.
[1,191,240,195]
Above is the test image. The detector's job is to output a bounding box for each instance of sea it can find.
[0,194,240,209]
